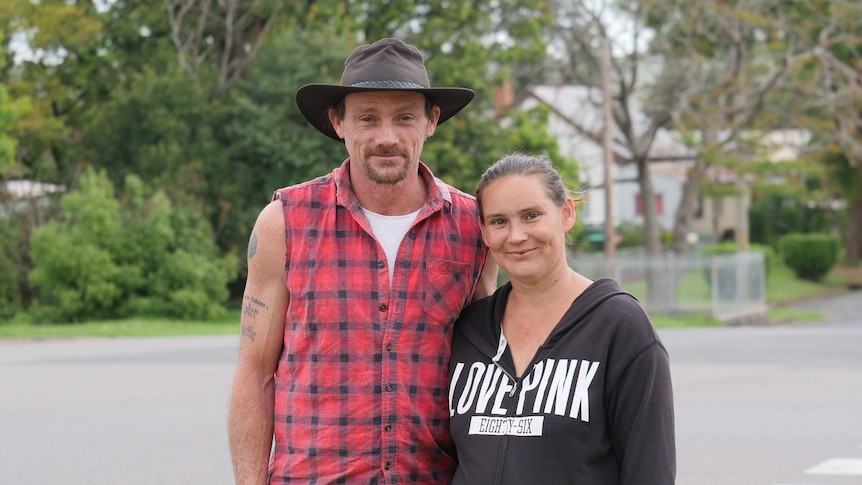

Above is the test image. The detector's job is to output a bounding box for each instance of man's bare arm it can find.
[228,200,288,485]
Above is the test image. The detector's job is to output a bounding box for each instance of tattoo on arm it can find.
[241,325,257,341]
[247,231,258,259]
[241,295,269,320]
[243,295,268,310]
[242,304,259,319]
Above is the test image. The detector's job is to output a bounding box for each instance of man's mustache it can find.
[366,148,409,158]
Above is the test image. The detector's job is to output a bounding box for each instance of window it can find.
[635,193,664,215]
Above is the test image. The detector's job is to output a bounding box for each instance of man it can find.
[228,38,497,484]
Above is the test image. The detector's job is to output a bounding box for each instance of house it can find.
[511,85,745,245]
[0,180,65,218]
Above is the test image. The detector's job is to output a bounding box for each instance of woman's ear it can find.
[562,196,576,232]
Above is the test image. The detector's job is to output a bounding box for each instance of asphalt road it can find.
[1,289,861,485]
[0,335,238,485]
[665,289,862,485]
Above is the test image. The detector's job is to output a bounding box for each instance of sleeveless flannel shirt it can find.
[269,159,488,484]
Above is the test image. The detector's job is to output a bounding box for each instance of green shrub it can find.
[778,233,842,282]
[0,218,24,320]
[28,168,238,322]
[700,242,738,257]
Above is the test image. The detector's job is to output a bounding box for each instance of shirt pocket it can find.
[423,258,473,325]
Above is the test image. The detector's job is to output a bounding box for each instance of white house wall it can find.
[523,95,685,231]
[579,166,683,231]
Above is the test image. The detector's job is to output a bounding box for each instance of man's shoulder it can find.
[432,178,477,207]
[273,173,336,200]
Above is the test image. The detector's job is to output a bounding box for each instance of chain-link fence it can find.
[570,250,767,323]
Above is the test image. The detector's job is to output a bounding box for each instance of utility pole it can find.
[601,37,616,260]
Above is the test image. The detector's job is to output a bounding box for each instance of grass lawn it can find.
[1,262,858,337]
[0,311,240,338]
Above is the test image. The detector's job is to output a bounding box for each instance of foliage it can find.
[27,169,238,323]
[0,216,23,318]
[748,171,847,250]
[1,0,119,183]
[778,233,842,282]
[5,0,862,325]
[0,31,28,174]
[606,222,672,251]
[427,104,578,191]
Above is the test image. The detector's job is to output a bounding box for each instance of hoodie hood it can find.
[453,278,633,363]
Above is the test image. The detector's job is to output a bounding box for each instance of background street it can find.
[666,290,862,485]
[2,290,861,485]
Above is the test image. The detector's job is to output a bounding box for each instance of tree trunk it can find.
[848,198,862,261]
[671,161,706,254]
[637,157,662,257]
[635,155,671,311]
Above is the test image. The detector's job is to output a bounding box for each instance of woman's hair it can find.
[475,152,586,218]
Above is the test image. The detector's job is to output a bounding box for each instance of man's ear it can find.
[329,108,345,140]
[426,106,441,138]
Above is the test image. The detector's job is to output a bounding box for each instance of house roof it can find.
[519,85,696,163]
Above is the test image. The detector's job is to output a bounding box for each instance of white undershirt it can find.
[362,208,420,285]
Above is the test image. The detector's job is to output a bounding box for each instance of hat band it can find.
[350,80,427,89]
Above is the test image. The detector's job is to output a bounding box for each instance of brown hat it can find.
[296,38,475,142]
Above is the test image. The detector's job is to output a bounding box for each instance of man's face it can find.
[330,91,440,185]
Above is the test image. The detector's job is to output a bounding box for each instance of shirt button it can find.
[384,424,392,432]
[377,261,385,269]
[386,384,394,392]
[384,462,392,470]
[379,304,387,312]
[385,343,392,351]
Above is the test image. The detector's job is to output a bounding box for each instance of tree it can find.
[164,0,283,93]
[0,32,25,173]
[1,0,122,184]
[803,1,862,260]
[0,32,36,319]
[28,168,237,322]
[645,0,814,254]
[540,0,814,258]
[4,0,572,318]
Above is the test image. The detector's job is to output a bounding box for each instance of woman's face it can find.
[480,174,575,284]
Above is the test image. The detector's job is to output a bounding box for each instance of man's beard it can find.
[363,149,412,184]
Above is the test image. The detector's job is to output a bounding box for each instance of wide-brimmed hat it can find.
[296,38,475,142]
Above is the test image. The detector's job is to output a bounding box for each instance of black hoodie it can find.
[448,278,676,484]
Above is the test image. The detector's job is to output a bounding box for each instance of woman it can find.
[448,153,675,484]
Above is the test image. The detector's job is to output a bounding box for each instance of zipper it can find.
[490,329,522,484]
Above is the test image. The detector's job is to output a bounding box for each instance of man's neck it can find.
[351,169,428,215]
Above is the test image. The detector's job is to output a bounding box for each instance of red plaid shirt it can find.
[269,159,488,484]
